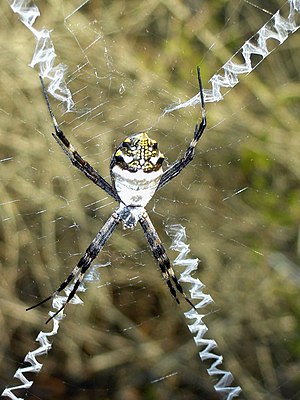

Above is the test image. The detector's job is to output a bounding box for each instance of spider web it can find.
[1,1,300,399]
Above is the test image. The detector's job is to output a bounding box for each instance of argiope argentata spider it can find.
[27,67,206,323]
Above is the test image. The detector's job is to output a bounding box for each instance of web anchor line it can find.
[165,0,300,112]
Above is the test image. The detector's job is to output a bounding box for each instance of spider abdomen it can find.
[112,165,163,207]
[110,132,164,207]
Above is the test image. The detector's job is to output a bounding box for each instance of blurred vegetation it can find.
[0,0,300,399]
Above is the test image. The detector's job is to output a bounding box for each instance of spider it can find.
[27,67,206,323]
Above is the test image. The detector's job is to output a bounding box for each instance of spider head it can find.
[111,132,164,173]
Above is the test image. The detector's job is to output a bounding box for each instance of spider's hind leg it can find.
[27,213,120,323]
[167,262,197,311]
[139,211,196,311]
[162,253,197,311]
[26,264,81,312]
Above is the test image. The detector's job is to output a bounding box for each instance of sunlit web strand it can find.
[8,0,74,110]
[1,320,59,400]
[164,0,300,113]
[166,224,242,399]
[2,4,75,399]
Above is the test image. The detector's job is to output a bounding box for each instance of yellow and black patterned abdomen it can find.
[111,132,164,173]
[110,132,165,207]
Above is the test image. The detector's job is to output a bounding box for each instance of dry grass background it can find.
[0,1,300,399]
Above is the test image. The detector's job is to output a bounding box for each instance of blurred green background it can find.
[0,1,299,399]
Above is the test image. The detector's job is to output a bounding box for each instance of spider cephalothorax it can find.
[27,68,206,323]
[111,132,165,209]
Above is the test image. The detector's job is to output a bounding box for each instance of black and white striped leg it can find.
[156,66,206,191]
[27,213,120,323]
[139,211,196,311]
[39,76,119,202]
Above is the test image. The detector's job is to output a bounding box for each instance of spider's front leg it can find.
[139,211,196,311]
[156,66,207,191]
[39,76,119,201]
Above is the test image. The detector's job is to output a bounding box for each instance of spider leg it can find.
[39,76,119,202]
[27,212,120,323]
[156,66,206,191]
[139,211,196,311]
